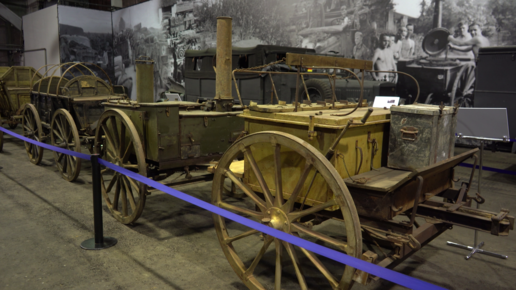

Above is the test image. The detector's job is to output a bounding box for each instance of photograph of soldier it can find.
[448,22,490,60]
[372,33,397,82]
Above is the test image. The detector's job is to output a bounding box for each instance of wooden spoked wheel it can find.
[212,131,362,290]
[94,109,147,224]
[50,109,82,181]
[22,104,44,165]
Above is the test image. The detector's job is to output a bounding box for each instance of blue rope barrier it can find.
[458,163,516,176]
[0,126,91,160]
[0,126,447,290]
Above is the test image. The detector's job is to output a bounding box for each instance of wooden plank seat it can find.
[344,148,479,193]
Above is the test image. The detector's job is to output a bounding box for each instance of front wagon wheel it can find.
[51,109,82,182]
[22,103,44,165]
[94,109,147,224]
[212,131,362,290]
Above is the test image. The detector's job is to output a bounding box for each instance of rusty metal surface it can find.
[418,201,514,236]
[388,104,458,170]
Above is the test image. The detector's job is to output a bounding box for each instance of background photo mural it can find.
[90,0,515,104]
[57,5,115,86]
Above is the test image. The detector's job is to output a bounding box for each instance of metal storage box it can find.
[388,104,457,170]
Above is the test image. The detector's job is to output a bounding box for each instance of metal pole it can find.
[92,154,104,244]
[474,141,484,246]
[81,154,117,250]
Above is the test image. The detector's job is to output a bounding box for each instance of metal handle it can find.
[361,108,373,124]
[400,126,418,141]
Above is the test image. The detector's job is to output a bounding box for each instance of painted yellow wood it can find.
[242,106,390,208]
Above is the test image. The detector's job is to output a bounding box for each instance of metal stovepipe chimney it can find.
[215,16,233,112]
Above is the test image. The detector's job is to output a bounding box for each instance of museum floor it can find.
[1,127,515,290]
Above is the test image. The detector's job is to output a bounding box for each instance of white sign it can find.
[373,96,400,108]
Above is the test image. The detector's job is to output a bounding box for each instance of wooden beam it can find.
[285,53,373,70]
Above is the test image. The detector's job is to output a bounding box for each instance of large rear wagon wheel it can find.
[212,131,362,290]
[94,109,147,224]
[22,104,44,165]
[51,109,82,182]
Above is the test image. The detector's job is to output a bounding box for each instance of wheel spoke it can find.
[108,116,120,151]
[113,176,121,209]
[244,146,274,206]
[126,176,141,193]
[119,123,126,156]
[23,125,32,133]
[288,199,337,222]
[101,124,117,153]
[121,176,137,211]
[52,129,65,142]
[224,170,266,212]
[121,181,128,216]
[273,144,283,206]
[244,235,273,277]
[291,223,348,252]
[55,117,66,141]
[274,238,282,290]
[106,174,118,193]
[295,234,339,289]
[106,149,116,161]
[282,241,307,289]
[57,152,65,163]
[282,161,313,212]
[224,229,260,245]
[123,163,139,170]
[66,155,73,175]
[121,139,133,162]
[218,202,263,219]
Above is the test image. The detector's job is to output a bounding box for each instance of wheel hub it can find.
[267,207,289,231]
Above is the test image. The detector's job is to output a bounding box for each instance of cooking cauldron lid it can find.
[422,28,450,56]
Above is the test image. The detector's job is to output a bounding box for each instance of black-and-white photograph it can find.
[57,5,115,85]
[107,0,516,106]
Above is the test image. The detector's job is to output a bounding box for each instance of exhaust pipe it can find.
[215,16,233,112]
[136,57,154,103]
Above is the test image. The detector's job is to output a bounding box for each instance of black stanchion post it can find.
[81,154,117,250]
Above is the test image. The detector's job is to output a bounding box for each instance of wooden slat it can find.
[344,167,412,192]
[286,53,373,70]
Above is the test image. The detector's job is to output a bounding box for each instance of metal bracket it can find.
[308,115,317,140]
[491,208,510,235]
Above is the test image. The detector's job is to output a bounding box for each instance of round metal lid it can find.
[422,28,451,56]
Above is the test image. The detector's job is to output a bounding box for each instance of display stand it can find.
[447,108,510,260]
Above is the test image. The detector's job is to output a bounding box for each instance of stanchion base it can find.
[81,237,117,250]
[447,241,508,260]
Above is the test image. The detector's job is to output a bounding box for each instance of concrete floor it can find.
[1,127,515,290]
